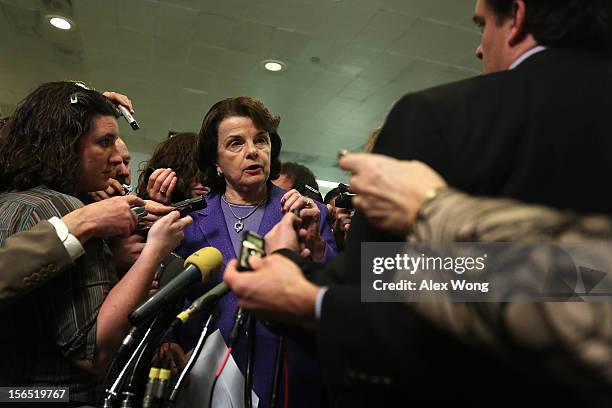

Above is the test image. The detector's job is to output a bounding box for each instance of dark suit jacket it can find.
[376,47,612,213]
[315,48,612,407]
[0,220,73,311]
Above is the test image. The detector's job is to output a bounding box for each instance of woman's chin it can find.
[191,188,208,197]
[239,173,268,187]
[226,179,267,196]
[78,179,108,194]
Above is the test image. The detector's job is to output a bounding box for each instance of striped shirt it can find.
[0,186,117,404]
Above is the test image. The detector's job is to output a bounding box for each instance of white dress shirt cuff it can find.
[315,286,329,320]
[48,216,85,261]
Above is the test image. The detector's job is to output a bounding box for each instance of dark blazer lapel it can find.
[258,184,284,236]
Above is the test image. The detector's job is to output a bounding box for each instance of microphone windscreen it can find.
[185,247,223,281]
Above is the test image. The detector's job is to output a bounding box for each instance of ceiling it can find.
[0,0,482,183]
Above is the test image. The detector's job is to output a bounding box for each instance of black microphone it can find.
[155,354,172,405]
[129,247,223,326]
[229,307,248,345]
[141,354,161,408]
[171,282,230,328]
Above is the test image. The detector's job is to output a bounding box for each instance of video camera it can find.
[334,183,356,211]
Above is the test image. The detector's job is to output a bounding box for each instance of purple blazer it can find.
[175,184,336,408]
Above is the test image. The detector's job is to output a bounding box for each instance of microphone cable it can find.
[269,335,285,408]
[103,252,186,397]
[209,306,248,407]
[208,346,234,408]
[283,347,289,408]
[116,310,176,408]
[244,316,257,408]
[120,333,153,407]
[102,324,143,395]
[102,316,159,407]
[165,311,217,407]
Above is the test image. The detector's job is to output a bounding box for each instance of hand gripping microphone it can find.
[117,104,140,130]
[128,247,223,326]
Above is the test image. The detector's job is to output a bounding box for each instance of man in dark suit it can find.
[224,1,612,406]
[374,1,612,213]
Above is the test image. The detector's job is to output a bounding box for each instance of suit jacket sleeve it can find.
[274,250,478,387]
[307,91,473,390]
[406,189,612,387]
[307,190,612,391]
[412,188,612,242]
[316,285,485,387]
[0,220,73,311]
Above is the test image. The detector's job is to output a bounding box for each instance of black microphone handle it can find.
[190,282,230,314]
[170,282,230,329]
[101,325,141,396]
[166,312,217,406]
[155,354,172,403]
[124,310,178,408]
[230,307,249,345]
[103,316,159,406]
[129,263,201,326]
[269,336,285,408]
[142,354,161,408]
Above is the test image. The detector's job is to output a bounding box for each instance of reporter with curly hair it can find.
[0,82,192,405]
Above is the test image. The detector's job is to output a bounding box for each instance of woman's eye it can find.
[228,140,243,151]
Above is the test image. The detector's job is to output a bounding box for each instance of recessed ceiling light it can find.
[262,60,285,72]
[48,16,73,30]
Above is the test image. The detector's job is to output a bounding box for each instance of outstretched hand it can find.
[224,254,320,326]
[339,153,447,235]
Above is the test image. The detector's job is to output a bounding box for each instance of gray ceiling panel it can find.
[0,0,482,183]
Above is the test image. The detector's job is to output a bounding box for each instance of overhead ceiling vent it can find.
[279,150,318,165]
[0,2,41,36]
[42,0,83,65]
[42,0,73,15]
[52,43,83,64]
[0,0,74,37]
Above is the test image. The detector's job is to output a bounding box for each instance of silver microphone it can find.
[117,104,139,130]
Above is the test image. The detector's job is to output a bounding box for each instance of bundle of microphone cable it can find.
[101,247,224,408]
